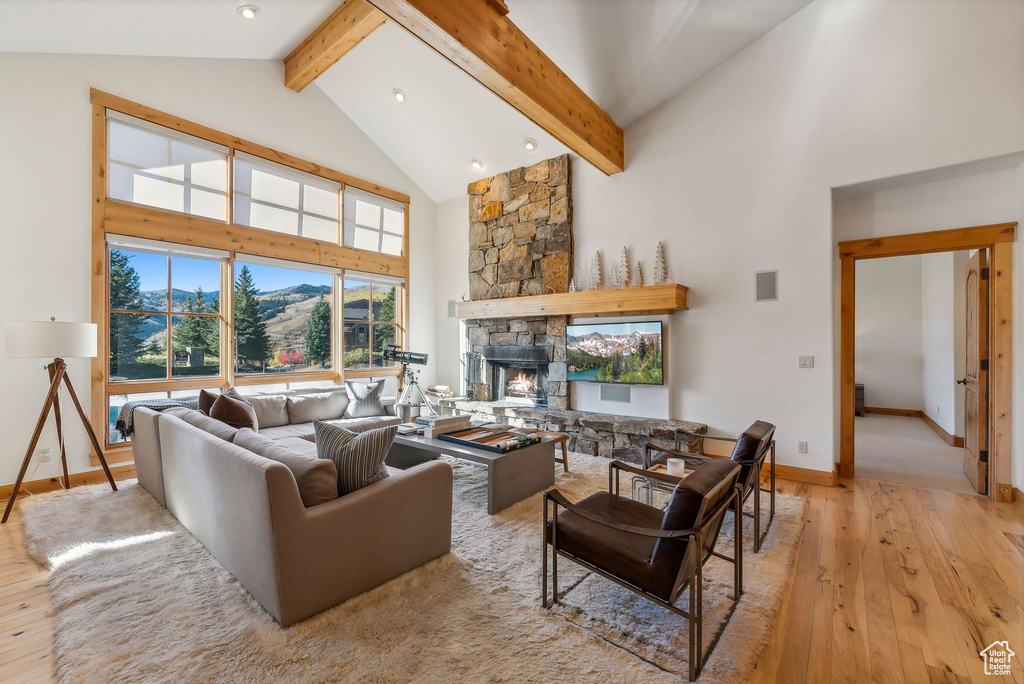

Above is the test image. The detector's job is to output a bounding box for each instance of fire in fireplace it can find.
[482,345,550,407]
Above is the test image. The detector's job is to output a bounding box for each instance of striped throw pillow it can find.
[313,420,397,495]
[343,380,386,418]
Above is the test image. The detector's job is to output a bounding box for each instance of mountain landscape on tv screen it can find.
[566,329,663,384]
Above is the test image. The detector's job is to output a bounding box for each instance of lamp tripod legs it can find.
[1,360,117,525]
[48,364,70,490]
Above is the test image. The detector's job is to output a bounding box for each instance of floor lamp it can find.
[2,319,117,524]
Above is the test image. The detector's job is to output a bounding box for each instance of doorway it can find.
[853,250,974,494]
[838,223,1016,501]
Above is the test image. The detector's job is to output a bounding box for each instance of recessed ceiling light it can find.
[523,138,537,151]
[470,159,483,170]
[237,5,259,19]
[393,89,406,103]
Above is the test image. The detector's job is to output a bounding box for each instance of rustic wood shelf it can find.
[455,283,688,320]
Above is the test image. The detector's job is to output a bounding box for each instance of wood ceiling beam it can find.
[365,0,625,174]
[284,0,388,93]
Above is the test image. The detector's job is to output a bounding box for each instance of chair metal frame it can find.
[542,461,743,682]
[646,428,776,552]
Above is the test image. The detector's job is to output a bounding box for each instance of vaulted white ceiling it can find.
[0,0,813,203]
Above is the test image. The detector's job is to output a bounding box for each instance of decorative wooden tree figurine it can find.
[568,277,577,292]
[653,241,667,285]
[633,260,643,287]
[607,263,618,289]
[589,251,603,290]
[617,247,630,288]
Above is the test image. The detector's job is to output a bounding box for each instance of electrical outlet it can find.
[38,448,51,463]
[797,441,808,454]
[798,356,814,368]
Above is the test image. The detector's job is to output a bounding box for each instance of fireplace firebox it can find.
[482,345,550,407]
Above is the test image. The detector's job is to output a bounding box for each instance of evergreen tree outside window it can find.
[343,276,402,369]
[234,260,334,375]
[107,246,223,381]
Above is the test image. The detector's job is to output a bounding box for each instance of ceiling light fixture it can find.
[523,138,537,151]
[470,159,483,170]
[393,89,406,103]
[237,5,259,19]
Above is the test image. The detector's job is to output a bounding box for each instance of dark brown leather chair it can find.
[647,421,776,552]
[543,458,742,681]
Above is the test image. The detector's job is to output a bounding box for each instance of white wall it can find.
[433,195,469,389]
[920,252,957,435]
[855,256,924,410]
[567,0,1024,472]
[0,53,438,487]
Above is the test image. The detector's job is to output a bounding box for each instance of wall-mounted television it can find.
[565,321,664,385]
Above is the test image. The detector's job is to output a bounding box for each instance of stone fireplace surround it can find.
[458,155,707,459]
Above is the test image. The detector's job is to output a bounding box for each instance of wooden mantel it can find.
[456,284,688,320]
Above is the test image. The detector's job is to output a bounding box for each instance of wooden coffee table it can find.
[387,431,555,515]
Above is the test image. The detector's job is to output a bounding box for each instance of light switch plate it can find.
[798,441,808,454]
[799,356,814,368]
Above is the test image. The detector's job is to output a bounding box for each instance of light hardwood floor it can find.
[1,477,1021,683]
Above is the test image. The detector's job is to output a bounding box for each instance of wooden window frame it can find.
[91,90,411,465]
[837,223,1016,502]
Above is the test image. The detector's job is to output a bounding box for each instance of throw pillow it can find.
[210,392,259,431]
[314,421,397,495]
[343,380,386,418]
[198,388,246,416]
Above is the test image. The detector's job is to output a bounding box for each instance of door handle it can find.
[956,378,967,385]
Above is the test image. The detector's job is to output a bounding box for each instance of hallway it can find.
[854,413,976,495]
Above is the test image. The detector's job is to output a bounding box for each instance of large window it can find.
[107,238,225,382]
[233,153,341,242]
[234,258,337,375]
[95,96,411,455]
[107,113,228,220]
[344,188,405,256]
[343,274,402,369]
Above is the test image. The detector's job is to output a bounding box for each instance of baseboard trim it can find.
[762,462,837,487]
[863,406,963,447]
[918,411,964,447]
[0,464,136,500]
[1014,487,1023,506]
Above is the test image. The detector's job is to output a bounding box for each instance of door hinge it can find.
[981,267,989,279]
[980,358,989,372]
[979,449,988,463]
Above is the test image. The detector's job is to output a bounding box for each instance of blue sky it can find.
[117,249,332,294]
[567,321,662,337]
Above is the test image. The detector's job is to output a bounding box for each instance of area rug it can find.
[20,452,807,683]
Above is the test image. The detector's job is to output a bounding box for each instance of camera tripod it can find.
[397,362,437,416]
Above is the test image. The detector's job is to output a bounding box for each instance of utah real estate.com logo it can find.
[980,640,1015,676]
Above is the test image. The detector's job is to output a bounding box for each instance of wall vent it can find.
[755,270,778,301]
[600,384,631,403]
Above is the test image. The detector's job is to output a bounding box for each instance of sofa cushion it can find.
[245,394,289,429]
[314,421,397,495]
[258,423,317,442]
[233,429,338,508]
[163,406,238,442]
[210,392,258,430]
[343,380,387,418]
[287,391,349,424]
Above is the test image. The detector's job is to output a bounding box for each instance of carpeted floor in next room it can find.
[20,452,807,683]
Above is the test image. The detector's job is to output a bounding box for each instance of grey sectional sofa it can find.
[131,387,453,627]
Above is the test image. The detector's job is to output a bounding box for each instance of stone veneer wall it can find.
[467,154,572,299]
[438,400,707,464]
[463,154,573,408]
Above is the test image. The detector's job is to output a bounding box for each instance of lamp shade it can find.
[4,320,97,359]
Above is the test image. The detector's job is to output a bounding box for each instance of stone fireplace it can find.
[463,154,572,409]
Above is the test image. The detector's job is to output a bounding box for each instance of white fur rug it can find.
[20,452,807,683]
